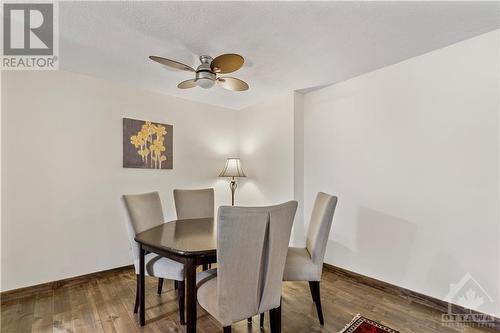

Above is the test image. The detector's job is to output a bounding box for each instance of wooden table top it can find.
[134,218,216,257]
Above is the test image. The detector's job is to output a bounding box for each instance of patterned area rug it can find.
[339,314,400,333]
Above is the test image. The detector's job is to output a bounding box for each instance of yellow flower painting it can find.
[123,118,173,169]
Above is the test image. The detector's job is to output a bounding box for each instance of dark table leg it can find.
[185,257,197,333]
[139,245,145,326]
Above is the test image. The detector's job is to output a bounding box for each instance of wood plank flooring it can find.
[1,267,496,333]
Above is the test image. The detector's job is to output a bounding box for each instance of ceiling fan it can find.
[149,53,249,91]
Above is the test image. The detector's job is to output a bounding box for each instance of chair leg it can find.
[260,312,265,328]
[309,281,324,325]
[202,263,208,271]
[157,278,164,295]
[133,274,140,314]
[178,280,185,325]
[223,326,232,333]
[269,306,281,333]
[308,282,316,303]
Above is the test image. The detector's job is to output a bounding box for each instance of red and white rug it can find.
[339,314,400,333]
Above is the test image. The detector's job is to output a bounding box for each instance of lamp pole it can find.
[230,176,237,206]
[219,158,245,207]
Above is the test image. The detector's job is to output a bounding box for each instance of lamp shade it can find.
[219,158,246,178]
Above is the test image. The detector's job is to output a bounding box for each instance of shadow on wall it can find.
[355,206,418,282]
[325,239,355,265]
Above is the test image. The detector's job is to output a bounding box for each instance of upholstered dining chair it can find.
[260,192,337,327]
[197,201,298,333]
[173,188,214,220]
[173,188,215,272]
[122,192,186,324]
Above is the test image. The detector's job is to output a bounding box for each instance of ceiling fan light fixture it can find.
[196,77,215,89]
[195,70,216,89]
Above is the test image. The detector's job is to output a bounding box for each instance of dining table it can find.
[134,217,216,333]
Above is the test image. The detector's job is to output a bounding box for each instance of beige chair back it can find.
[122,192,164,267]
[173,188,214,220]
[305,192,338,266]
[216,201,297,325]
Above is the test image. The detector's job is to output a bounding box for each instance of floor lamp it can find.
[219,158,246,206]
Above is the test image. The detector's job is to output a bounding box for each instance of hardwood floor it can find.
[1,267,496,333]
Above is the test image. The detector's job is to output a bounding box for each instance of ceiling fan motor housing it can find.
[196,55,216,88]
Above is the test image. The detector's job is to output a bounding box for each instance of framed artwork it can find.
[123,118,173,169]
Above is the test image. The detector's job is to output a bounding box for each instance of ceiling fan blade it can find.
[149,56,195,72]
[177,79,197,89]
[211,54,244,74]
[217,77,249,91]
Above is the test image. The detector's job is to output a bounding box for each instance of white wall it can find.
[237,92,295,207]
[301,31,499,315]
[1,70,238,291]
[292,92,306,246]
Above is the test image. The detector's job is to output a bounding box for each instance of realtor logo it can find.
[3,3,53,55]
[442,273,495,328]
[2,2,58,69]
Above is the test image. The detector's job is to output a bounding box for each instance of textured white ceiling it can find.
[59,1,499,110]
